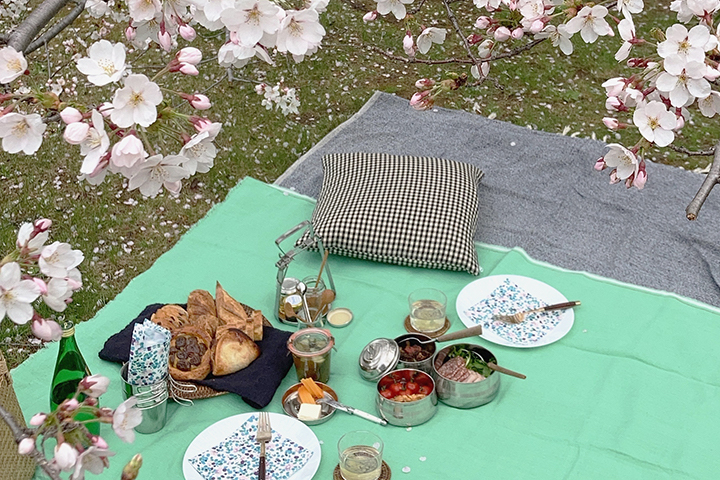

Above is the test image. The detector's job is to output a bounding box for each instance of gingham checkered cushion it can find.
[304,152,483,274]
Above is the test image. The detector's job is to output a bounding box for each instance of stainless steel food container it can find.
[394,333,436,374]
[281,382,338,425]
[375,369,438,427]
[431,343,501,409]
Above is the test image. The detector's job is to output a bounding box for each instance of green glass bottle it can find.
[50,321,99,436]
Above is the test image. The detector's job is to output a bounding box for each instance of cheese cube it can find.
[297,403,322,421]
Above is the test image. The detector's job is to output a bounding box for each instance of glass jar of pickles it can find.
[287,328,334,383]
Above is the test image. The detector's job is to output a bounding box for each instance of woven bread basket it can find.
[0,351,36,480]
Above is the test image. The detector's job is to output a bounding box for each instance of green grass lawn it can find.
[1,1,716,367]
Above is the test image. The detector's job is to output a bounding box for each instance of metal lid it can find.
[358,338,400,382]
[281,277,301,294]
[287,328,335,356]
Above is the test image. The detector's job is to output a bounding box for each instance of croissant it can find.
[187,289,216,319]
[212,325,260,376]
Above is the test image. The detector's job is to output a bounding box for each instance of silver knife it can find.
[319,398,387,426]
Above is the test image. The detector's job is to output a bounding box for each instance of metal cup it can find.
[120,363,168,434]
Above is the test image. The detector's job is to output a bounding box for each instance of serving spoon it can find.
[404,324,484,345]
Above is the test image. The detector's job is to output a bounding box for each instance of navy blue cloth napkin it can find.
[99,303,294,409]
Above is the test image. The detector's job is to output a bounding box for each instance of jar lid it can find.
[281,277,301,294]
[287,328,335,356]
[326,308,353,328]
[358,338,399,382]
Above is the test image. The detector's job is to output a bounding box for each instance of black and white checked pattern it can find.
[302,152,484,274]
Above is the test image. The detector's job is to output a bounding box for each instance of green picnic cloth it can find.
[13,177,720,479]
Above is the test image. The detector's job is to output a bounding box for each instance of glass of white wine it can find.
[408,288,447,333]
[337,431,384,480]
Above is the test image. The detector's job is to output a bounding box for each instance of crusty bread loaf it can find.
[212,325,261,376]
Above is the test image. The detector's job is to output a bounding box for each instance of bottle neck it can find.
[61,326,75,338]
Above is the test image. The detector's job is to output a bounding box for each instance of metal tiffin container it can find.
[431,343,501,409]
[375,368,438,427]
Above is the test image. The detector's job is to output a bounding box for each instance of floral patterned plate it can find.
[456,275,574,348]
[182,412,321,480]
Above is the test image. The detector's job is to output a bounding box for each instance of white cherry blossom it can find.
[670,0,695,22]
[220,0,283,46]
[80,110,110,174]
[537,24,573,55]
[656,54,711,107]
[0,46,27,84]
[615,18,636,61]
[42,278,73,312]
[16,222,49,255]
[0,262,41,324]
[375,0,414,21]
[113,397,143,443]
[698,91,720,117]
[518,0,545,22]
[111,134,147,170]
[85,0,109,17]
[657,24,711,63]
[128,154,190,197]
[633,101,676,147]
[53,443,79,472]
[180,132,217,174]
[0,113,47,155]
[604,143,639,180]
[39,242,84,279]
[73,446,115,478]
[275,9,326,56]
[127,0,161,22]
[416,27,447,55]
[111,74,163,128]
[474,0,501,9]
[617,0,644,18]
[565,5,613,44]
[76,40,126,86]
[687,0,720,17]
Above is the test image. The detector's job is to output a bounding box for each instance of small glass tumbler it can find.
[337,431,384,480]
[408,288,447,333]
[297,306,323,329]
[302,275,329,316]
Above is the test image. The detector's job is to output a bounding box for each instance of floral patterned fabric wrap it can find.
[127,319,171,386]
[464,279,562,345]
[189,414,313,480]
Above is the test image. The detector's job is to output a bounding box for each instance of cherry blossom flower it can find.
[63,122,90,145]
[416,27,447,54]
[128,154,190,197]
[42,277,74,311]
[494,26,511,41]
[39,242,84,279]
[633,101,677,146]
[60,107,83,124]
[276,9,326,57]
[73,446,115,479]
[698,91,720,117]
[537,24,573,55]
[127,0,161,22]
[687,0,720,17]
[80,374,110,398]
[0,113,47,155]
[53,442,79,471]
[111,74,163,128]
[30,413,47,426]
[617,0,644,18]
[180,132,217,174]
[0,46,27,84]
[565,5,613,44]
[670,0,695,22]
[657,24,711,63]
[363,11,378,22]
[519,0,544,21]
[603,143,639,180]
[16,221,50,255]
[111,134,147,169]
[0,262,41,324]
[31,316,63,341]
[85,0,109,17]
[80,110,110,174]
[220,0,283,46]
[113,397,143,443]
[76,40,126,86]
[176,47,202,65]
[375,0,414,21]
[474,0,501,9]
[656,54,711,107]
[615,18,636,61]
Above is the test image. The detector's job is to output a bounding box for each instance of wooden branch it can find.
[686,140,720,220]
[367,45,473,64]
[668,144,716,157]
[6,0,73,53]
[25,0,86,55]
[442,0,480,69]
[0,405,62,480]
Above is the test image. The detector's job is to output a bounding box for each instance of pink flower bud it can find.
[605,96,622,111]
[410,90,434,111]
[603,117,620,130]
[609,170,620,184]
[62,398,80,411]
[18,438,35,455]
[477,39,494,58]
[475,16,490,29]
[30,413,47,426]
[704,66,720,81]
[98,102,113,117]
[63,122,89,145]
[363,11,378,23]
[80,374,110,398]
[466,33,483,45]
[529,19,545,33]
[176,47,202,65]
[594,157,606,171]
[34,218,51,231]
[511,28,524,39]
[93,436,109,449]
[158,31,172,52]
[675,115,685,130]
[53,442,78,471]
[190,94,211,110]
[32,278,48,295]
[494,27,511,41]
[634,164,647,189]
[179,24,196,41]
[179,63,199,76]
[403,32,415,56]
[125,26,136,41]
[415,78,435,89]
[60,107,83,124]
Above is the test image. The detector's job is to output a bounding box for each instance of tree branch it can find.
[668,143,716,157]
[25,0,86,55]
[442,0,480,69]
[0,405,62,480]
[686,140,720,220]
[6,0,73,53]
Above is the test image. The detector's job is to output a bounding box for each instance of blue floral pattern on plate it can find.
[464,278,562,345]
[188,414,313,480]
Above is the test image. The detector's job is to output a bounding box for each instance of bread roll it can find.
[187,289,216,318]
[150,304,189,333]
[212,325,260,376]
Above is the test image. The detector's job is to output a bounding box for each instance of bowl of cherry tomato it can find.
[375,368,438,427]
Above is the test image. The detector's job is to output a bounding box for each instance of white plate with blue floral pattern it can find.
[182,412,321,480]
[456,275,574,348]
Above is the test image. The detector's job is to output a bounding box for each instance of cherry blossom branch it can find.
[5,0,72,52]
[686,140,720,220]
[0,405,62,480]
[668,144,716,157]
[25,0,86,55]
[367,45,473,64]
[441,0,480,70]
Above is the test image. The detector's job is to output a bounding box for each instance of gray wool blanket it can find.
[275,91,720,308]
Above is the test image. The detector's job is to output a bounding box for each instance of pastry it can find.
[212,325,261,376]
[168,326,213,381]
[187,289,216,319]
[215,282,261,339]
[150,304,189,332]
[194,314,220,339]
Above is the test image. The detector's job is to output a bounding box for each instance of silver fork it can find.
[255,412,272,480]
[494,300,581,324]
